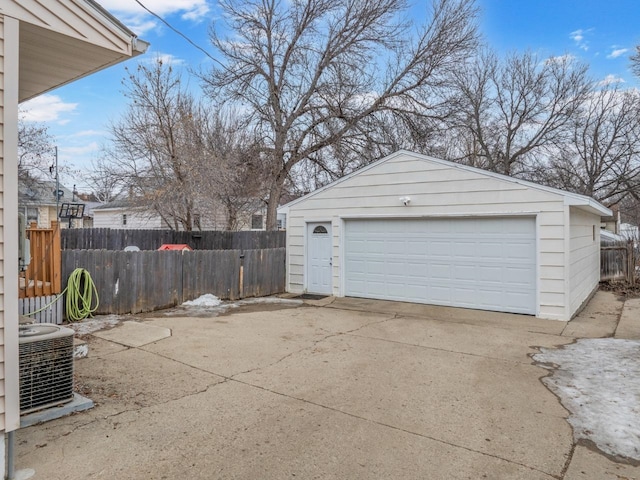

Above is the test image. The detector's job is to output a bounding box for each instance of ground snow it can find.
[182,294,222,307]
[67,315,124,335]
[172,295,303,316]
[533,338,640,461]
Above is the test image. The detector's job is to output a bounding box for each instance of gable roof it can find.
[280,150,611,217]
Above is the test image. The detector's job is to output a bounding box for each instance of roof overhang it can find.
[564,196,612,217]
[4,0,149,102]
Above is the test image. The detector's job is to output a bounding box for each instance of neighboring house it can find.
[278,150,611,322]
[0,0,146,475]
[93,199,168,229]
[19,180,83,228]
[620,223,639,241]
[93,198,270,231]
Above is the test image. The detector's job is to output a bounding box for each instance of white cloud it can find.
[607,47,628,59]
[545,54,576,65]
[60,142,100,156]
[99,0,211,34]
[598,74,626,86]
[144,52,186,66]
[69,130,105,138]
[570,28,590,51]
[19,94,77,123]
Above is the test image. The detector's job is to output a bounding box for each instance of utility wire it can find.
[133,0,223,67]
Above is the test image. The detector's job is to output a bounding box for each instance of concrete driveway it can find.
[14,292,639,479]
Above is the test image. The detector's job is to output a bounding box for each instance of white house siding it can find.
[1,14,22,436]
[0,16,6,436]
[286,153,573,320]
[569,207,600,316]
[93,209,163,229]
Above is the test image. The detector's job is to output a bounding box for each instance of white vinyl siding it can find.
[284,152,601,320]
[569,207,601,316]
[0,15,6,433]
[93,209,164,229]
[2,14,21,434]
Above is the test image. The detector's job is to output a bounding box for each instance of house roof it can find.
[19,180,75,207]
[5,0,149,102]
[279,150,612,217]
[93,198,145,211]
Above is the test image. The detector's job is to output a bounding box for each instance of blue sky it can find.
[20,0,640,192]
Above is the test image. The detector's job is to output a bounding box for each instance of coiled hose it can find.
[65,268,99,321]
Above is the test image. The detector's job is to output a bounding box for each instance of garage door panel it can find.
[431,241,452,257]
[505,266,535,285]
[344,218,536,315]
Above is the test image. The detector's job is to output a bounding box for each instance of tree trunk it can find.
[265,178,285,231]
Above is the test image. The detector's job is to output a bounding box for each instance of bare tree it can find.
[107,60,204,230]
[18,113,55,183]
[449,50,591,175]
[631,45,640,79]
[537,84,640,203]
[202,0,478,229]
[80,151,127,203]
[197,111,267,230]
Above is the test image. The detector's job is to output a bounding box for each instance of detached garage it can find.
[280,151,611,321]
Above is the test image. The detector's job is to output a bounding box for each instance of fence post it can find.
[239,251,245,299]
[628,241,635,285]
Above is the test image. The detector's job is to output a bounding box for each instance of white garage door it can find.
[344,217,536,314]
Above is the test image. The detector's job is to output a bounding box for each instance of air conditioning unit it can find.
[19,323,75,414]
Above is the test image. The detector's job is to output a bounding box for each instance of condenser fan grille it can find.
[19,334,74,414]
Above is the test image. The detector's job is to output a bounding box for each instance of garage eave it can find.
[564,197,612,217]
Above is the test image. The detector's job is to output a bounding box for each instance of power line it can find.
[133,0,222,66]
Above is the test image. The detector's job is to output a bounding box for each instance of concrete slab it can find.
[141,307,389,377]
[563,445,640,479]
[20,394,94,428]
[93,320,171,347]
[16,381,554,480]
[74,347,224,416]
[355,314,572,364]
[562,291,623,338]
[14,294,631,480]
[78,335,129,357]
[236,334,572,476]
[615,297,640,340]
[327,297,567,335]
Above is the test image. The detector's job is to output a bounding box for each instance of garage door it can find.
[344,217,536,314]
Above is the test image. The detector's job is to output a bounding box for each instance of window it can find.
[251,214,263,230]
[313,225,328,234]
[26,207,39,224]
[122,214,127,226]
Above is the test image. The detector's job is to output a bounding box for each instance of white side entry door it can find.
[307,222,332,294]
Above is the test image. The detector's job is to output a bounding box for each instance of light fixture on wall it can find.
[399,196,411,206]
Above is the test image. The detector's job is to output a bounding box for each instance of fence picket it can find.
[61,228,285,251]
[61,248,285,315]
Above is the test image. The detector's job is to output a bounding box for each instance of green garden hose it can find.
[65,268,99,321]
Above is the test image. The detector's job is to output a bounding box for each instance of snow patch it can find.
[533,338,640,461]
[68,315,124,335]
[182,294,222,307]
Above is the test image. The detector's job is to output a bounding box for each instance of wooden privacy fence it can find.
[20,221,62,299]
[61,228,285,251]
[62,248,286,315]
[601,242,635,282]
